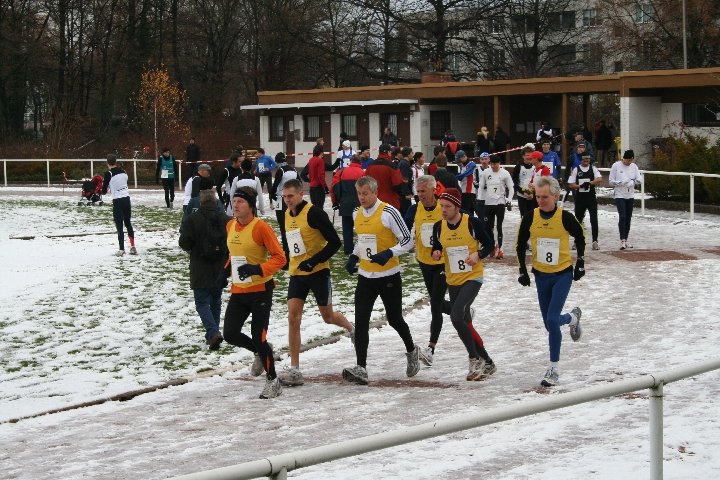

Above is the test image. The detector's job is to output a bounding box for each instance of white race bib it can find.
[536,238,560,266]
[231,256,252,284]
[578,178,590,192]
[542,161,554,174]
[258,163,266,173]
[358,234,377,260]
[420,223,434,248]
[486,179,502,195]
[286,229,306,257]
[447,245,470,274]
[161,169,169,179]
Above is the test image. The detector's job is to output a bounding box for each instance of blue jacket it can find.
[256,155,276,175]
[542,151,562,179]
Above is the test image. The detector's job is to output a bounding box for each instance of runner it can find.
[430,188,496,381]
[223,187,286,398]
[155,147,177,209]
[277,179,354,386]
[477,155,514,259]
[269,152,300,265]
[609,149,644,250]
[568,153,603,250]
[515,176,586,387]
[342,176,421,385]
[102,154,137,256]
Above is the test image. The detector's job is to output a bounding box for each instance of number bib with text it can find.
[358,234,377,260]
[160,169,169,179]
[536,238,560,266]
[420,223,434,248]
[231,256,252,284]
[286,229,306,257]
[447,245,470,273]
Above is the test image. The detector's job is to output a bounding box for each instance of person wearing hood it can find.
[364,144,404,209]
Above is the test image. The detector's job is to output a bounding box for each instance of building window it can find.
[490,48,506,66]
[430,110,451,140]
[511,14,539,34]
[382,113,398,138]
[304,115,320,141]
[635,2,655,23]
[549,11,576,31]
[683,103,720,126]
[582,9,598,27]
[548,44,576,64]
[342,114,357,139]
[488,16,503,34]
[269,116,284,141]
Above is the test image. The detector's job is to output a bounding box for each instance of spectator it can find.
[186,137,201,177]
[380,126,398,147]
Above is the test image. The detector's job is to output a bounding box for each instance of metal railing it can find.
[170,357,720,480]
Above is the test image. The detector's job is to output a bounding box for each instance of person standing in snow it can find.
[515,176,585,387]
[476,155,514,259]
[609,149,644,250]
[342,175,421,385]
[103,154,137,257]
[223,187,286,399]
[277,179,355,387]
[430,188,497,381]
[155,147,177,209]
[178,189,231,350]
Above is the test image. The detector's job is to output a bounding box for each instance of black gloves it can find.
[345,254,359,275]
[237,264,262,281]
[369,249,393,266]
[269,192,277,202]
[298,260,316,272]
[518,267,531,287]
[581,182,591,191]
[573,258,585,281]
[324,186,330,194]
[505,201,512,212]
[332,204,339,210]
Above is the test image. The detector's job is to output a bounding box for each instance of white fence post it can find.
[270,467,287,480]
[689,175,695,221]
[3,160,6,187]
[90,160,94,178]
[133,159,138,189]
[46,159,50,187]
[649,382,664,480]
[641,176,646,216]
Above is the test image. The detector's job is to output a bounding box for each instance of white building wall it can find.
[369,113,381,155]
[418,104,476,158]
[292,114,317,168]
[620,96,662,167]
[661,103,720,146]
[409,109,422,153]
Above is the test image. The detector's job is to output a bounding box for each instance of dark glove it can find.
[332,204,339,211]
[345,254,359,275]
[298,260,316,272]
[505,201,512,212]
[369,249,393,266]
[518,267,531,287]
[581,183,590,191]
[324,186,330,194]
[237,264,262,281]
[573,258,585,281]
[269,192,277,202]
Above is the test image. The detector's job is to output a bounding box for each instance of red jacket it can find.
[308,155,327,188]
[365,154,403,209]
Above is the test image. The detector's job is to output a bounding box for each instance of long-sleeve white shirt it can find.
[227,175,265,214]
[608,161,644,199]
[477,167,513,205]
[352,199,412,278]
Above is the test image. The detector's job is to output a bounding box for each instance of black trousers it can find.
[418,262,451,344]
[447,281,485,360]
[575,194,599,242]
[484,204,506,247]
[223,284,276,379]
[517,196,537,219]
[309,186,325,208]
[461,193,476,216]
[354,273,414,367]
[161,178,175,207]
[112,196,134,251]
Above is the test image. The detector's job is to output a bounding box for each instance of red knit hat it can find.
[439,188,462,207]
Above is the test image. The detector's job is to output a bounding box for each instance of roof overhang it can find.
[240,99,418,110]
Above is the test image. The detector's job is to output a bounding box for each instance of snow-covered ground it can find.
[1,186,719,479]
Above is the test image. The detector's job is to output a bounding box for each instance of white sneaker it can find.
[620,240,626,250]
[250,342,272,376]
[625,242,634,249]
[541,366,559,387]
[466,358,486,381]
[114,250,126,257]
[129,246,138,255]
[480,362,497,379]
[419,346,434,367]
[342,365,368,385]
[569,306,582,341]
[259,377,282,399]
[278,366,304,386]
[406,345,421,377]
[592,241,599,251]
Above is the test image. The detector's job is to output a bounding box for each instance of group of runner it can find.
[104,140,645,399]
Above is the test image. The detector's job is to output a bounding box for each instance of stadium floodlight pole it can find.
[682,0,688,69]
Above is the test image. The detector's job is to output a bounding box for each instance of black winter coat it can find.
[178,205,232,289]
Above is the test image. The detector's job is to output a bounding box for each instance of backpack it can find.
[300,164,310,183]
[199,211,227,261]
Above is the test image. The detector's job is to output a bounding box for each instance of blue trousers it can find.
[534,271,573,362]
[615,198,634,240]
[193,287,223,341]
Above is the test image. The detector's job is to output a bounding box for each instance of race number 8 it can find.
[366,247,373,259]
[457,259,466,270]
[293,243,300,254]
[546,252,553,263]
